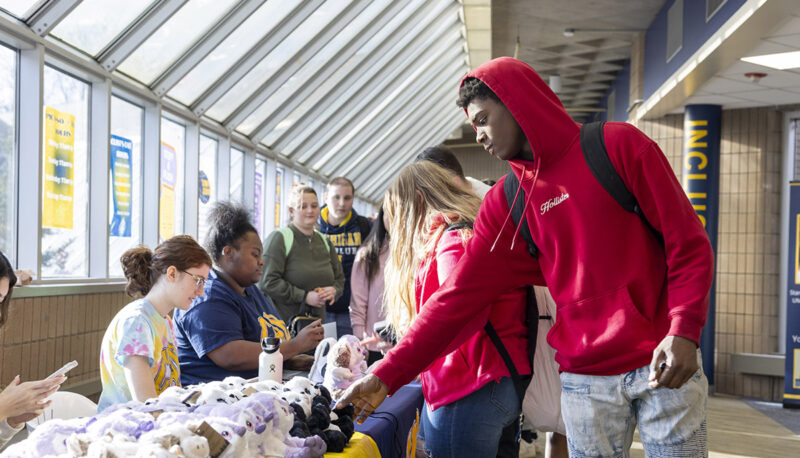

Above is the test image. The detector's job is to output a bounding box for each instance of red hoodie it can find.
[372,57,713,394]
[416,215,529,410]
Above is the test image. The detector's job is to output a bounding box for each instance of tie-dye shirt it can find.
[98,299,180,411]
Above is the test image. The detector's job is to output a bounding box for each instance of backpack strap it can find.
[503,172,539,258]
[484,321,527,402]
[444,221,535,404]
[313,229,331,252]
[279,227,331,258]
[580,122,664,245]
[278,227,294,258]
[444,222,472,231]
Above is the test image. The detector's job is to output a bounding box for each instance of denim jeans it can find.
[419,377,520,457]
[326,311,353,338]
[560,355,708,458]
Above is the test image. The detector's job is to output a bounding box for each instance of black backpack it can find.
[487,121,664,404]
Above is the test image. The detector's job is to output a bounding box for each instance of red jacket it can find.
[372,57,713,394]
[416,216,529,410]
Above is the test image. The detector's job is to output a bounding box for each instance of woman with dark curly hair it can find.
[98,236,211,411]
[175,202,324,385]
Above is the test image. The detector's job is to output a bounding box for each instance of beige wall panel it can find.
[636,106,784,401]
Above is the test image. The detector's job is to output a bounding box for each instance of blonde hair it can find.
[383,161,481,337]
[287,182,318,216]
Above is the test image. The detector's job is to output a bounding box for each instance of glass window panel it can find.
[0,45,15,263]
[117,0,238,85]
[108,96,143,277]
[229,146,244,204]
[254,158,267,236]
[206,0,351,122]
[238,0,389,135]
[0,0,39,18]
[168,0,301,105]
[159,117,185,241]
[197,134,218,244]
[51,0,157,57]
[41,66,89,278]
[260,0,424,148]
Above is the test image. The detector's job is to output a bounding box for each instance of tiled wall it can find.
[0,291,129,397]
[637,107,784,401]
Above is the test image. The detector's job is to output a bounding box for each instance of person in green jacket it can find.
[259,183,345,324]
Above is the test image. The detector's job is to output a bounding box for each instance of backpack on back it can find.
[489,121,664,434]
[278,226,332,257]
[277,226,333,338]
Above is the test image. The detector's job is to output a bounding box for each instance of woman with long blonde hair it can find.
[379,161,531,456]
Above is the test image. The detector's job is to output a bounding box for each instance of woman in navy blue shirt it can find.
[175,202,324,385]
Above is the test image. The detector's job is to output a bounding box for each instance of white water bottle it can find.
[259,337,283,382]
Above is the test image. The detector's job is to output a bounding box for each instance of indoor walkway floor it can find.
[526,394,800,457]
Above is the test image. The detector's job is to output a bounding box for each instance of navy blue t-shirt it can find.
[174,269,289,385]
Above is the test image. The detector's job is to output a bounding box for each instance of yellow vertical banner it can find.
[159,142,178,241]
[42,106,75,229]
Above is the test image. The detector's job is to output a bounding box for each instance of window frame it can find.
[0,23,348,291]
[0,42,18,267]
[107,93,145,278]
[40,61,93,280]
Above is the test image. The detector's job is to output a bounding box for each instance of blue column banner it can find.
[784,183,800,407]
[109,134,133,237]
[683,104,721,386]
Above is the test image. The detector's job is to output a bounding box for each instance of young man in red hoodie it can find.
[338,57,714,457]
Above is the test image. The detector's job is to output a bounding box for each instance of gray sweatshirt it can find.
[259,224,344,322]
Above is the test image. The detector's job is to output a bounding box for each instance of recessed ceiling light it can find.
[741,51,800,70]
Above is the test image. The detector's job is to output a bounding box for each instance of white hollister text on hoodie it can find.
[540,192,570,215]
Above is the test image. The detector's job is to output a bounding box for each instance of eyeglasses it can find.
[182,271,206,290]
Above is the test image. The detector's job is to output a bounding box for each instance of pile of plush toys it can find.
[1,375,356,458]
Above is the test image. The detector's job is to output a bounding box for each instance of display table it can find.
[324,432,380,458]
[346,382,423,458]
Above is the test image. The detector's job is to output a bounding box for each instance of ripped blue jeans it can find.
[560,358,708,458]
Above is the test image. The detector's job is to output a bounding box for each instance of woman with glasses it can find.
[175,202,324,385]
[98,235,211,411]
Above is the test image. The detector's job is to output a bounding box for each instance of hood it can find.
[319,204,359,228]
[460,57,580,172]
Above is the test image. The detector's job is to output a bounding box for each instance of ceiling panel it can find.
[492,0,664,120]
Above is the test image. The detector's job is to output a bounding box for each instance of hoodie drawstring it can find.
[490,165,526,252]
[491,157,542,252]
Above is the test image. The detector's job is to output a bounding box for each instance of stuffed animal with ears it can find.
[137,423,211,458]
[0,417,88,457]
[84,407,156,440]
[322,335,368,401]
[205,416,248,458]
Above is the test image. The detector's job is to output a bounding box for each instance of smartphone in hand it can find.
[46,360,78,380]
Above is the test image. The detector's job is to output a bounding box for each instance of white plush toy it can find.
[323,335,368,400]
[206,416,247,458]
[284,376,318,398]
[157,385,189,404]
[195,385,230,405]
[243,379,283,395]
[222,376,248,390]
